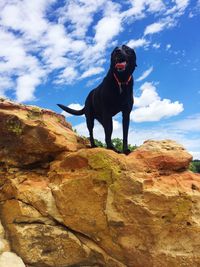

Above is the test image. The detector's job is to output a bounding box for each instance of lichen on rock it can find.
[0,99,200,267]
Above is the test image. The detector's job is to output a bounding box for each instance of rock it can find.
[0,99,200,267]
[0,222,4,239]
[0,252,25,267]
[0,221,10,255]
[0,98,86,167]
[132,139,192,172]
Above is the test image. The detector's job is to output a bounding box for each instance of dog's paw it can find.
[91,144,98,148]
[123,149,131,155]
[107,146,121,154]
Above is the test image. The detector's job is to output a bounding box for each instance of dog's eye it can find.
[124,47,134,56]
[128,48,134,55]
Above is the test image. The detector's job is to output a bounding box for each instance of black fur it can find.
[58,45,137,154]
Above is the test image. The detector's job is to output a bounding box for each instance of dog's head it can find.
[111,45,137,80]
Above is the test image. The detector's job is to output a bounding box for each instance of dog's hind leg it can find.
[86,115,96,148]
[85,92,97,148]
[122,111,131,154]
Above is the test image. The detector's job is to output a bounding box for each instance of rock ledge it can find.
[0,99,200,267]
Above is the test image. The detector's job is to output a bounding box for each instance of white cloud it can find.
[80,67,104,79]
[122,0,165,19]
[94,16,122,49]
[41,24,87,70]
[131,99,183,122]
[175,0,190,10]
[0,0,122,100]
[61,103,84,118]
[55,67,78,85]
[165,0,190,15]
[0,0,193,102]
[144,22,166,35]
[0,28,47,102]
[0,0,50,39]
[127,38,150,49]
[168,114,200,132]
[131,82,183,122]
[144,16,177,36]
[191,152,200,160]
[16,74,41,102]
[146,0,165,12]
[152,43,161,49]
[136,66,153,82]
[58,0,107,38]
[134,82,159,107]
[166,44,172,50]
[142,0,190,36]
[0,30,27,72]
[86,77,102,88]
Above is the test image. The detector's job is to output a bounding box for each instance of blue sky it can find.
[0,0,200,159]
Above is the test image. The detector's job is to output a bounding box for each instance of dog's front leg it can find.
[103,115,120,153]
[122,111,131,155]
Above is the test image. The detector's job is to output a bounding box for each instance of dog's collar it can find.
[113,73,132,94]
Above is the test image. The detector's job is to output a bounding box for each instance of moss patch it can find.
[81,149,122,185]
[7,117,23,136]
[27,107,42,120]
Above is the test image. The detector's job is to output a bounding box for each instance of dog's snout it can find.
[115,47,126,62]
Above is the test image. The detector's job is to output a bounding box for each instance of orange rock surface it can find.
[0,99,200,267]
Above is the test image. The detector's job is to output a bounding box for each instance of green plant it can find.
[94,139,105,147]
[189,160,200,173]
[94,138,137,152]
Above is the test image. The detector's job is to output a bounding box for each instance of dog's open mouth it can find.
[115,61,127,72]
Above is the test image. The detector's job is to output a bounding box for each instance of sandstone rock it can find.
[0,100,200,267]
[0,221,10,255]
[0,252,25,267]
[0,98,86,167]
[0,222,4,239]
[132,139,192,172]
[0,239,9,254]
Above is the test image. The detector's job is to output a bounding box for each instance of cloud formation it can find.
[80,67,104,79]
[127,38,150,49]
[131,82,184,122]
[144,22,167,35]
[0,0,191,102]
[136,66,154,82]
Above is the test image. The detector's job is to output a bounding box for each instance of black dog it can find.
[58,45,137,154]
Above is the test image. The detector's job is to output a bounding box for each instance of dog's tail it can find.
[57,104,85,116]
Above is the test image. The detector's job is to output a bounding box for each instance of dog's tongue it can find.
[115,61,126,70]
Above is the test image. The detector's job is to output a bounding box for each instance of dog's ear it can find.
[122,44,129,49]
[111,47,118,56]
[113,46,118,51]
[110,47,118,64]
